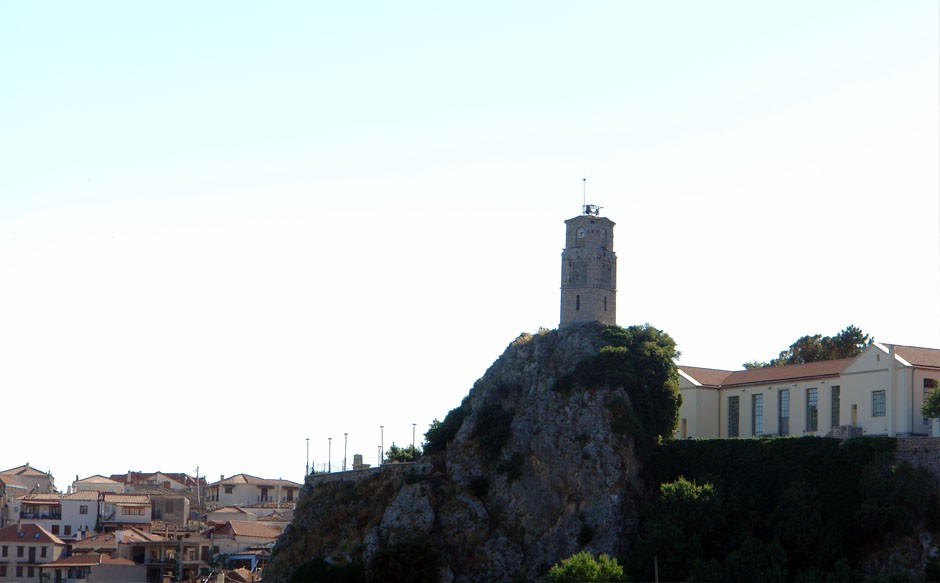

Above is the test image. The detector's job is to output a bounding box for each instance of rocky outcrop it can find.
[266,322,660,582]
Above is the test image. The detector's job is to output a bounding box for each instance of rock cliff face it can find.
[266,322,666,582]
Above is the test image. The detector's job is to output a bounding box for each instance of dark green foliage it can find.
[552,324,680,448]
[923,381,940,419]
[926,556,940,582]
[290,558,365,583]
[632,437,935,582]
[423,396,470,455]
[366,538,440,583]
[473,402,515,461]
[385,442,421,462]
[744,324,872,368]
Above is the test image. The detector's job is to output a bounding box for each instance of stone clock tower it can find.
[560,204,616,327]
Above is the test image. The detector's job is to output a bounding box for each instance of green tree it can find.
[547,552,624,583]
[744,325,872,368]
[922,383,940,419]
[385,442,421,463]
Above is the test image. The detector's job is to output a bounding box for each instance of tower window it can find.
[576,295,580,310]
[604,296,607,311]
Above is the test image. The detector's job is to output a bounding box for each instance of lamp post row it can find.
[313,423,416,475]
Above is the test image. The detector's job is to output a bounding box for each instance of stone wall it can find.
[304,463,414,488]
[896,437,940,481]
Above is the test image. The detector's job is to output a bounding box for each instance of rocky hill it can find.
[264,322,680,582]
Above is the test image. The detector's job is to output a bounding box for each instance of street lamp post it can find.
[380,425,384,466]
[412,423,416,453]
[343,433,348,472]
[328,437,332,473]
[305,437,310,476]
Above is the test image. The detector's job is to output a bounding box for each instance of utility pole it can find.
[380,425,384,466]
[412,423,416,453]
[328,437,332,473]
[305,438,310,477]
[343,433,348,471]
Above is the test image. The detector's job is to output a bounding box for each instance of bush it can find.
[424,396,470,455]
[547,552,624,583]
[473,402,515,462]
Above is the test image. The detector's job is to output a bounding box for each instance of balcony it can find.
[20,511,61,520]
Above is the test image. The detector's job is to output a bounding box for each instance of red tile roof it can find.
[213,521,281,539]
[46,553,136,567]
[0,523,65,545]
[102,493,150,505]
[889,344,940,369]
[681,358,852,389]
[679,366,734,387]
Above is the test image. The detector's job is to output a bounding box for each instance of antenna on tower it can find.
[581,178,600,216]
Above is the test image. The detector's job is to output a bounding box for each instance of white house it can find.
[72,475,124,494]
[677,342,939,439]
[206,475,300,509]
[100,494,152,532]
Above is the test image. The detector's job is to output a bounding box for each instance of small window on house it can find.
[17,546,24,557]
[33,533,40,539]
[224,486,234,494]
[51,525,59,535]
[41,546,47,558]
[0,565,6,577]
[873,390,886,417]
[64,525,72,535]
[166,501,174,513]
[16,566,23,578]
[752,394,764,436]
[1,545,7,557]
[28,566,35,577]
[79,505,88,515]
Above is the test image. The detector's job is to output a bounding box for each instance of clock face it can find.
[577,227,586,239]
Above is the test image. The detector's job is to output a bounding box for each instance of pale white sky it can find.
[1,1,938,488]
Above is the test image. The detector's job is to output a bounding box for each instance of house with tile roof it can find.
[677,342,940,439]
[0,464,55,495]
[72,475,125,494]
[11,490,99,541]
[0,523,67,581]
[206,475,300,510]
[44,552,145,582]
[100,494,152,532]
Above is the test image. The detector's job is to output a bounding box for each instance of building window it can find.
[1,545,6,557]
[575,295,580,311]
[925,379,938,425]
[64,525,71,535]
[224,486,234,495]
[79,505,88,515]
[51,525,59,535]
[16,566,22,578]
[28,566,35,577]
[41,546,47,558]
[873,390,886,417]
[806,388,818,432]
[122,507,145,516]
[778,389,789,436]
[831,385,841,428]
[0,565,5,577]
[17,546,23,557]
[728,396,740,437]
[166,501,174,513]
[752,394,764,436]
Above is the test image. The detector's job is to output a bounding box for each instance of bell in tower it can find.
[559,204,617,327]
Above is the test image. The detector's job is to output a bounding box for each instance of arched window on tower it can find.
[576,295,580,311]
[604,296,607,311]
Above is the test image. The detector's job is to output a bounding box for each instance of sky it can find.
[1,1,938,489]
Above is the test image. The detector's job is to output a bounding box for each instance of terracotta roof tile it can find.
[679,366,734,387]
[889,344,940,369]
[0,523,66,545]
[720,358,852,387]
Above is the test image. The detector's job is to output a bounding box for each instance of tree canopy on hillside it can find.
[743,325,872,369]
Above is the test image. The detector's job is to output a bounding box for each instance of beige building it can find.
[206,475,300,509]
[0,523,67,581]
[678,343,940,439]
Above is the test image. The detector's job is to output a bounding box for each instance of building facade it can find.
[678,343,940,439]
